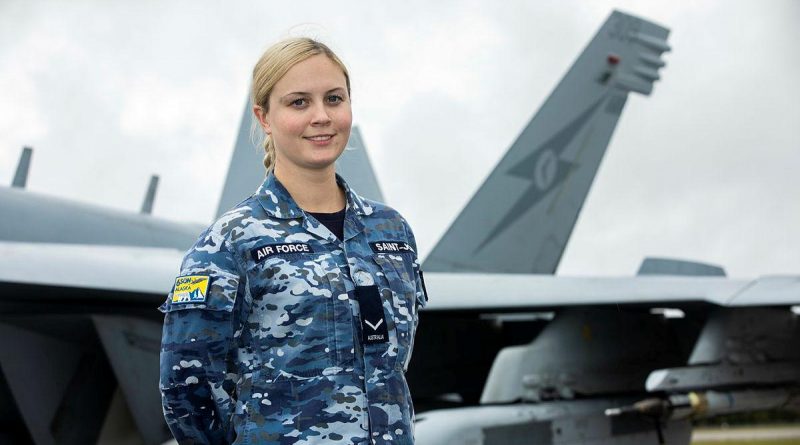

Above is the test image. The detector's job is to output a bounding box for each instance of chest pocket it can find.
[246,252,343,379]
[373,253,417,372]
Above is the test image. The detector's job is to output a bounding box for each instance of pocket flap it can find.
[373,253,415,293]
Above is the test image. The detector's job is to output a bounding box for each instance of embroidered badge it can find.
[354,285,390,345]
[171,275,210,304]
[251,243,315,262]
[369,241,414,254]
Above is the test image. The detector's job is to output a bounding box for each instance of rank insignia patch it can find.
[354,285,390,345]
[171,275,210,303]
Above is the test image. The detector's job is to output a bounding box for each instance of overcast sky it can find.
[1,0,798,278]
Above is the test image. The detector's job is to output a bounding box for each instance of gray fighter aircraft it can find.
[1,9,798,445]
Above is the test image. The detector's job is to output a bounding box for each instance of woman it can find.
[159,37,428,445]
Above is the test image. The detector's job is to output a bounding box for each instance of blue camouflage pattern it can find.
[159,172,427,444]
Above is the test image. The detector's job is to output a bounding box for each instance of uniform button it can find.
[353,270,374,286]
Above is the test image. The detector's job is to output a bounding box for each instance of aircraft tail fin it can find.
[12,146,33,188]
[423,10,669,274]
[336,126,384,203]
[215,99,264,218]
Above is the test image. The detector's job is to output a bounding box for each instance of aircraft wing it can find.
[1,246,797,445]
[423,272,800,311]
[0,241,178,311]
[0,241,181,444]
[2,241,797,311]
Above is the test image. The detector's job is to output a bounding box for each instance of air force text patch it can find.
[369,241,414,254]
[171,275,210,304]
[251,243,314,262]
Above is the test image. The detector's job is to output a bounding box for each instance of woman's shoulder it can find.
[194,195,266,247]
[356,196,417,239]
[358,196,404,222]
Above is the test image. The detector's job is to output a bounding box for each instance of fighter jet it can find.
[0,9,797,445]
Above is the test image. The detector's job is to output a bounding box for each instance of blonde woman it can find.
[159,37,428,445]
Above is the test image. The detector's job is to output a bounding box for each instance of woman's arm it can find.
[159,232,245,444]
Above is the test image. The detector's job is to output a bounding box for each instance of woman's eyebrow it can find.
[281,92,310,99]
[280,87,346,100]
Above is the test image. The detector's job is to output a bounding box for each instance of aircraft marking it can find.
[475,95,606,252]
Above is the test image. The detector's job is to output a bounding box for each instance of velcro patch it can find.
[369,241,414,254]
[172,275,210,304]
[251,243,314,262]
[354,285,390,345]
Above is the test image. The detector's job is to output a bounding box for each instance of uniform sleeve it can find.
[159,231,246,445]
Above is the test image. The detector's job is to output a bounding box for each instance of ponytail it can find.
[263,135,276,171]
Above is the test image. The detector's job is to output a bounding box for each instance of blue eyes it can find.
[289,95,344,108]
[326,95,344,104]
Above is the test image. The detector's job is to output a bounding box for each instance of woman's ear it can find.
[253,105,271,135]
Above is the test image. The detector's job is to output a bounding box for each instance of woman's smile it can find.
[304,133,336,145]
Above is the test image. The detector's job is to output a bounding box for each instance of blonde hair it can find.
[251,37,351,172]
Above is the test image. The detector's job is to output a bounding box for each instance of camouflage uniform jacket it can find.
[159,172,428,444]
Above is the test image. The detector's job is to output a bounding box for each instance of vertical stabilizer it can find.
[336,126,385,203]
[12,147,33,188]
[215,99,264,218]
[423,10,669,274]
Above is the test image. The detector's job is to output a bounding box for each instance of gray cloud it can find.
[1,0,797,278]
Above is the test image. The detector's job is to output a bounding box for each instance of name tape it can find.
[369,241,414,254]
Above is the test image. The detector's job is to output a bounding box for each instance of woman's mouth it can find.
[304,134,334,142]
[304,134,335,146]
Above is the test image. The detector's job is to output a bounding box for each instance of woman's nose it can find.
[310,102,332,126]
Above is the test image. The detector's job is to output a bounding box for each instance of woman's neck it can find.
[273,161,346,213]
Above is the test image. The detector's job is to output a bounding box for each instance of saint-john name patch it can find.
[251,243,314,262]
[369,241,414,254]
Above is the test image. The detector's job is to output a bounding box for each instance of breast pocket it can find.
[246,253,342,379]
[373,253,417,372]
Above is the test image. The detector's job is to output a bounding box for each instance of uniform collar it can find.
[255,171,373,220]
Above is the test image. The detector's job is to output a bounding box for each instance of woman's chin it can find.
[305,150,346,170]
[293,157,340,173]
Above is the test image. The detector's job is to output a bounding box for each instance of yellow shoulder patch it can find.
[172,275,210,304]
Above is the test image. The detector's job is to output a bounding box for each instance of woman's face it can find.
[258,54,352,174]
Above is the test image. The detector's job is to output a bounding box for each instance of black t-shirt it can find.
[308,208,346,241]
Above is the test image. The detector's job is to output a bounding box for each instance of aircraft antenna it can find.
[12,146,33,188]
[140,175,159,215]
